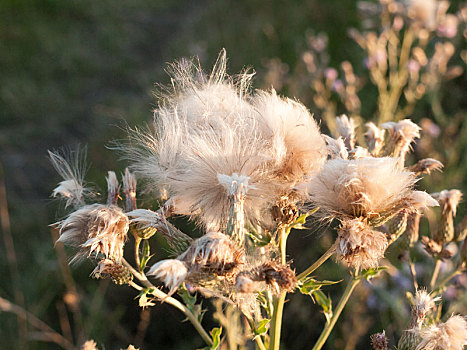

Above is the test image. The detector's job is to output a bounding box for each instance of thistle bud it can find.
[408,158,443,176]
[370,331,389,350]
[432,190,462,245]
[388,211,409,244]
[91,259,133,285]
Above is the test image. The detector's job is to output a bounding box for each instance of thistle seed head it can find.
[365,122,385,156]
[106,171,120,205]
[91,259,133,285]
[336,218,388,270]
[147,259,188,295]
[336,114,357,151]
[179,232,245,275]
[415,315,467,350]
[55,204,129,263]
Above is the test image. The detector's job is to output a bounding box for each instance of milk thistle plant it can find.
[48,46,467,350]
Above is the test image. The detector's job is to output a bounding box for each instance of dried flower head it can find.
[122,51,326,232]
[147,259,188,295]
[49,148,89,209]
[106,171,120,205]
[415,315,467,350]
[421,236,452,259]
[432,189,463,244]
[91,259,133,285]
[252,89,327,182]
[127,209,192,252]
[365,122,386,156]
[370,331,389,350]
[381,119,421,163]
[432,190,463,216]
[324,135,349,160]
[336,218,388,270]
[335,114,357,150]
[122,168,137,211]
[307,157,431,222]
[179,232,244,275]
[81,340,99,350]
[55,203,129,263]
[410,289,441,328]
[408,159,443,176]
[241,261,296,294]
[235,274,258,293]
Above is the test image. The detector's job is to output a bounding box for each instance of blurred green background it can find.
[0,0,465,349]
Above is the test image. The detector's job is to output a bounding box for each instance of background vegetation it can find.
[0,0,465,349]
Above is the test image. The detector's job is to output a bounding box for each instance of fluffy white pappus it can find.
[336,218,388,270]
[49,148,89,209]
[432,190,463,216]
[160,123,274,231]
[147,259,188,295]
[55,204,129,263]
[324,135,349,160]
[178,232,244,273]
[409,191,439,211]
[252,89,327,183]
[411,289,441,328]
[160,49,257,133]
[335,114,357,150]
[415,315,467,350]
[307,157,417,220]
[217,173,251,197]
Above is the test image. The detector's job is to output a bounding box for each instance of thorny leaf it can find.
[253,319,270,338]
[137,288,156,308]
[357,266,387,281]
[298,278,341,295]
[257,292,273,318]
[298,278,337,324]
[178,284,206,323]
[200,327,223,350]
[288,208,319,230]
[139,239,152,271]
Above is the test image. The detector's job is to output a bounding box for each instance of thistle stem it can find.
[311,276,361,350]
[297,245,336,281]
[269,226,289,350]
[122,259,213,347]
[134,237,142,271]
[430,259,442,290]
[269,291,286,350]
[245,316,267,350]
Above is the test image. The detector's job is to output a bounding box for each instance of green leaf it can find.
[178,284,205,323]
[289,207,319,230]
[139,239,152,271]
[298,278,341,296]
[358,266,387,281]
[253,319,270,338]
[313,290,333,324]
[209,327,222,349]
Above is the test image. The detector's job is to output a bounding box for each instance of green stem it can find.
[245,316,267,350]
[269,292,286,350]
[297,245,336,281]
[134,237,142,271]
[430,259,441,290]
[311,276,361,350]
[122,259,213,347]
[269,226,289,350]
